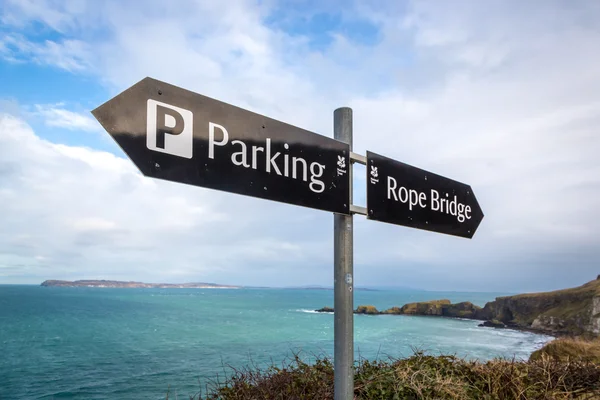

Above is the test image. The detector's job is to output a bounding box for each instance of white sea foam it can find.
[296,309,331,314]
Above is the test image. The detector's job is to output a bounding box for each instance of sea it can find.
[0,285,554,399]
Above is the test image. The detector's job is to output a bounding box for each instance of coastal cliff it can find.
[40,279,239,289]
[316,277,600,337]
[476,278,600,337]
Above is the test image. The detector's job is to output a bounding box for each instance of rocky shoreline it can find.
[315,276,600,338]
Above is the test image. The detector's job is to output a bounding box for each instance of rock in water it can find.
[478,320,506,328]
[442,301,482,318]
[381,307,403,315]
[396,299,451,315]
[355,305,380,315]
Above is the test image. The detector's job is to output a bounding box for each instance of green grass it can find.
[542,299,592,319]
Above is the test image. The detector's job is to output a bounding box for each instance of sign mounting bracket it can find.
[350,205,367,215]
[350,152,366,165]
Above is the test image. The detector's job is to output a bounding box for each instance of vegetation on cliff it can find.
[530,337,600,364]
[193,348,600,400]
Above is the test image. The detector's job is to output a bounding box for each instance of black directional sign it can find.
[366,151,484,238]
[92,77,351,215]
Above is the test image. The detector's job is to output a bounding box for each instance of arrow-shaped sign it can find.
[92,77,351,215]
[366,151,484,238]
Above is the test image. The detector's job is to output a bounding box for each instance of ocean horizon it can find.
[0,285,554,399]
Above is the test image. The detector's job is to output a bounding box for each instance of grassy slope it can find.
[530,337,600,363]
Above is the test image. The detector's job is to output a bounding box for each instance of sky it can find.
[0,0,599,292]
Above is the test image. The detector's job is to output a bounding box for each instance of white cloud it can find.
[0,114,331,285]
[69,217,118,232]
[0,0,89,33]
[31,104,100,132]
[0,34,91,71]
[1,0,600,291]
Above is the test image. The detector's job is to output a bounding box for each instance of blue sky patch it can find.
[265,7,381,52]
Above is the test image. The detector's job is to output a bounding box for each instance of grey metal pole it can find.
[333,107,353,400]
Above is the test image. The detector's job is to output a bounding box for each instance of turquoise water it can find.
[0,285,553,399]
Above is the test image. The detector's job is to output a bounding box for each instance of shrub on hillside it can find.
[188,349,600,400]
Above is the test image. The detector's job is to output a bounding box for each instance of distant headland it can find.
[40,279,240,289]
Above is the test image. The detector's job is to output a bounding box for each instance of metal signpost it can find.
[93,77,484,400]
[333,108,354,400]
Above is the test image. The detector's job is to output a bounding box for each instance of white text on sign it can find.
[386,176,472,222]
[145,100,340,195]
[209,123,329,194]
